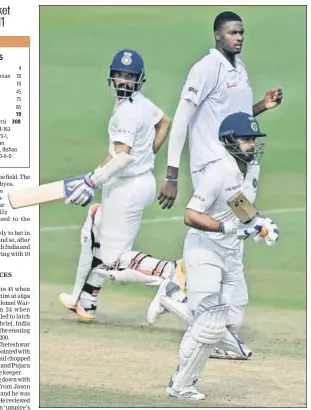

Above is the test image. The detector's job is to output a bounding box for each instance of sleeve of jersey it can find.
[145,98,164,125]
[180,60,217,106]
[110,110,138,148]
[186,172,219,213]
[167,99,197,168]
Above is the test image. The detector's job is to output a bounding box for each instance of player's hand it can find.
[263,87,283,110]
[65,173,97,207]
[236,217,265,240]
[223,217,265,239]
[253,217,279,246]
[158,179,178,209]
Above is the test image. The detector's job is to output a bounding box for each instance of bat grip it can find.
[243,212,268,237]
[259,227,268,237]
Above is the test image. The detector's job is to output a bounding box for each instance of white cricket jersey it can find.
[186,153,256,250]
[181,48,253,172]
[241,163,260,204]
[108,92,163,177]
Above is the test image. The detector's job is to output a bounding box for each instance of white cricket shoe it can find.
[210,336,252,360]
[58,292,96,322]
[59,292,76,312]
[146,278,170,325]
[166,385,206,401]
[75,301,96,322]
[210,346,252,360]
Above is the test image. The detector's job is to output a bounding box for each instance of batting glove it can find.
[222,216,265,240]
[253,217,279,246]
[65,173,98,207]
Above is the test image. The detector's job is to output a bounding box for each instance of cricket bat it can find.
[8,152,135,209]
[227,191,268,236]
[8,175,87,209]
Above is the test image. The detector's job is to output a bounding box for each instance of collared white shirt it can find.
[181,48,253,172]
[186,153,255,249]
[241,163,260,204]
[108,92,163,176]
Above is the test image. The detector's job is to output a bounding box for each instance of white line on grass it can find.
[40,206,305,233]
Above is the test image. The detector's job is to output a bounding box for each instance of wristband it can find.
[219,222,225,234]
[85,173,98,190]
[165,177,178,183]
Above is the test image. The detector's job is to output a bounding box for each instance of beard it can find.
[115,83,134,98]
[243,148,255,162]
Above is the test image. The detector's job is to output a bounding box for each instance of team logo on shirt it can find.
[188,87,198,94]
[253,178,258,188]
[121,52,132,65]
[226,82,238,88]
[193,194,205,202]
[225,184,241,191]
[117,127,133,134]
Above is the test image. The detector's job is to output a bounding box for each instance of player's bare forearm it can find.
[253,101,267,117]
[184,208,221,232]
[114,141,131,154]
[153,114,171,154]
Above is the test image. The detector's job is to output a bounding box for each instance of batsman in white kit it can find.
[60,199,187,317]
[58,48,171,319]
[157,11,283,359]
[154,112,279,400]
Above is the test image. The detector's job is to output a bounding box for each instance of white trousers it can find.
[184,232,248,330]
[99,171,156,266]
[189,167,248,332]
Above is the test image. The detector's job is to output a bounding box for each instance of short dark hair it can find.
[213,11,242,31]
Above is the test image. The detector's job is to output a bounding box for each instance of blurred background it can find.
[40,6,306,407]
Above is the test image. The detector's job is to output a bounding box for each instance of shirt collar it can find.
[224,150,244,176]
[209,48,239,72]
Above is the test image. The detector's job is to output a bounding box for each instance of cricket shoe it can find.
[166,384,205,401]
[59,292,76,313]
[58,292,97,322]
[146,278,171,325]
[75,302,96,322]
[210,331,252,360]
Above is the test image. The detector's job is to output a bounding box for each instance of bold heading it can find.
[0,6,11,28]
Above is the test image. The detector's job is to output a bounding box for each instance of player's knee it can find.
[191,300,229,345]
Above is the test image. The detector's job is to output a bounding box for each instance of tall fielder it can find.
[58,48,171,320]
[157,11,283,358]
[153,112,279,400]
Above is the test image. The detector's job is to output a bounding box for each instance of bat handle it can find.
[259,227,268,237]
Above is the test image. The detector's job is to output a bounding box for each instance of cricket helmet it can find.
[218,112,266,164]
[107,49,146,99]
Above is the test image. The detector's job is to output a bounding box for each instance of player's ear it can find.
[214,30,220,41]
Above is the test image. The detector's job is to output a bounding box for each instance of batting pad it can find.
[172,303,229,391]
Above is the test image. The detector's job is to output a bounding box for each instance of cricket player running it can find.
[157,11,283,358]
[60,200,187,306]
[58,48,171,319]
[153,112,279,400]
